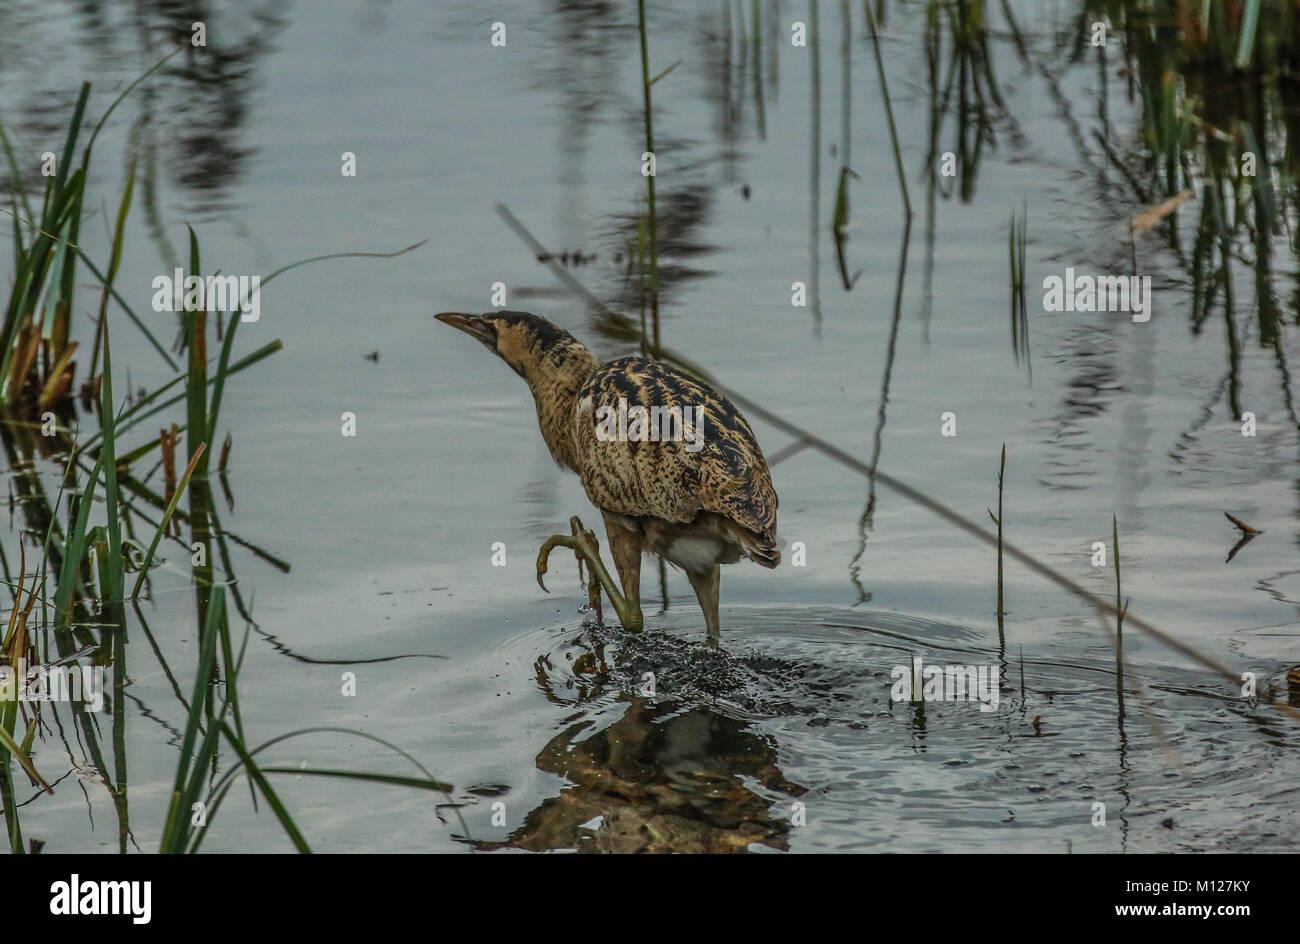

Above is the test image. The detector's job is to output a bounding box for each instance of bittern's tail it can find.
[749,542,780,568]
[727,523,780,568]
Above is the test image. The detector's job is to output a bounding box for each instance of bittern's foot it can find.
[536,516,644,632]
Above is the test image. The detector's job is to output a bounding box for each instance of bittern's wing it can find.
[573,357,777,539]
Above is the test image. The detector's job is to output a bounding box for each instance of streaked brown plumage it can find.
[436,310,779,637]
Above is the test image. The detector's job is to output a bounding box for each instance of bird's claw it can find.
[536,533,575,593]
[537,517,596,588]
[535,516,642,631]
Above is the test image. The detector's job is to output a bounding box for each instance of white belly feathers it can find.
[664,535,730,573]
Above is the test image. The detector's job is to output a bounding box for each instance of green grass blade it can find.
[0,117,36,224]
[206,239,423,444]
[45,83,89,223]
[130,443,206,599]
[82,47,184,169]
[0,720,52,793]
[52,453,104,630]
[185,226,209,477]
[90,160,136,375]
[218,722,312,853]
[83,340,281,455]
[99,321,124,615]
[74,247,176,369]
[159,587,224,852]
[259,768,454,792]
[1234,0,1261,70]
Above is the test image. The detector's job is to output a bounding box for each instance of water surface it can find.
[2,0,1297,852]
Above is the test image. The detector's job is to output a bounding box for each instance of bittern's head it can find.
[435,311,593,385]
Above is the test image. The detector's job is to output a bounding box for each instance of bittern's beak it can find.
[435,312,496,346]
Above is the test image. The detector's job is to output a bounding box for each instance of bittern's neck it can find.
[525,347,598,472]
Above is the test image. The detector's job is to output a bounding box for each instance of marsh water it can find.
[3,0,1299,852]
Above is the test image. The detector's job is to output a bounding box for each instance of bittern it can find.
[436,311,779,639]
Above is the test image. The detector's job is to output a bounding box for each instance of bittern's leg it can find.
[537,516,643,632]
[686,565,721,645]
[601,512,643,615]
